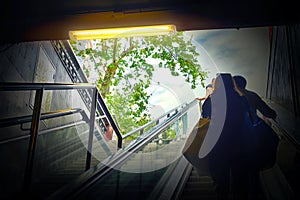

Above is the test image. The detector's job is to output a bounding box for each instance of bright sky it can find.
[187,27,271,97]
[74,26,272,170]
[74,27,271,119]
[148,27,271,118]
[146,27,272,161]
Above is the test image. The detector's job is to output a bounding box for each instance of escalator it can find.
[42,98,219,200]
[1,82,299,200]
[1,34,299,200]
[29,123,112,199]
[45,105,299,200]
[0,81,213,200]
[179,167,216,200]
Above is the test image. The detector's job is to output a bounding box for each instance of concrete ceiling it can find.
[1,0,300,44]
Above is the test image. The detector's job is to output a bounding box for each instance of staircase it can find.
[28,126,218,200]
[30,155,100,199]
[179,167,217,200]
[28,123,115,199]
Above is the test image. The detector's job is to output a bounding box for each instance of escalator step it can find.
[179,168,217,200]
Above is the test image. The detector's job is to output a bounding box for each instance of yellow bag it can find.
[182,118,210,176]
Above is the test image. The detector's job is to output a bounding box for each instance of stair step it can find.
[179,167,217,200]
[185,182,215,189]
[179,194,218,200]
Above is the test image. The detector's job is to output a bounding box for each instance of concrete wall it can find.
[267,24,300,142]
[0,41,91,197]
[267,25,300,116]
[266,24,300,199]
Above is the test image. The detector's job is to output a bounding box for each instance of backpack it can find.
[242,99,279,171]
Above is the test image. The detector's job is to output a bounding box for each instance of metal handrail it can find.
[96,92,122,149]
[0,108,84,128]
[122,100,197,153]
[0,82,121,193]
[47,98,199,200]
[0,82,122,146]
[122,102,189,139]
[268,118,300,153]
[262,98,300,153]
[0,82,95,91]
[50,40,122,146]
[0,120,86,145]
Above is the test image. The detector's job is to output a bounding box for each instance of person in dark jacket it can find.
[233,75,277,120]
[202,73,249,200]
[233,75,277,200]
[201,94,211,118]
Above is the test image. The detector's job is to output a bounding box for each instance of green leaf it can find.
[69,32,209,136]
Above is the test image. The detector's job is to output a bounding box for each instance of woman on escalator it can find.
[201,73,249,200]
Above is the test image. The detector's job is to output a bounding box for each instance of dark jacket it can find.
[201,96,211,119]
[241,89,277,119]
[201,77,248,159]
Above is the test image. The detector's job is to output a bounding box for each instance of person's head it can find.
[211,78,216,85]
[205,83,214,97]
[233,75,247,89]
[214,73,236,93]
[206,84,213,89]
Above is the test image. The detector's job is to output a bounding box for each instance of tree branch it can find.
[116,38,134,64]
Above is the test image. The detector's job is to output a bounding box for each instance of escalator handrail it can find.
[122,99,197,153]
[122,101,189,139]
[262,98,300,153]
[268,118,300,153]
[47,99,199,200]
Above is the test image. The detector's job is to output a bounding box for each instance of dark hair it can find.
[233,75,247,89]
[206,84,213,89]
[214,73,235,92]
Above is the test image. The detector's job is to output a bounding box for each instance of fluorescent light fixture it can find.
[69,24,176,40]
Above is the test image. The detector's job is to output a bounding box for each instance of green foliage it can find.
[70,32,208,135]
[164,129,176,140]
[105,89,151,134]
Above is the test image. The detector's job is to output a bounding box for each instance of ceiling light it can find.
[69,24,176,40]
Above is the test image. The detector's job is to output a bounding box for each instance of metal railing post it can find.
[96,92,122,149]
[85,88,97,171]
[182,113,188,135]
[175,120,179,139]
[23,88,44,193]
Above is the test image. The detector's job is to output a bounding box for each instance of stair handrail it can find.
[0,82,122,147]
[0,82,122,193]
[0,108,84,128]
[0,82,97,192]
[51,40,122,147]
[0,82,95,91]
[0,119,87,145]
[47,98,199,200]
